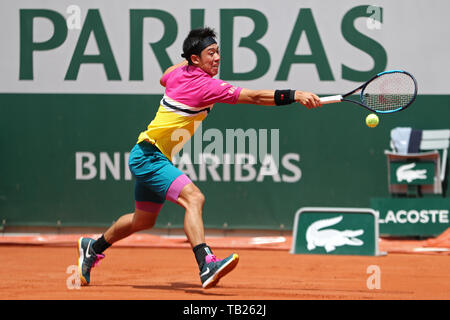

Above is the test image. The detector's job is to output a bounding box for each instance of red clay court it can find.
[0,230,449,300]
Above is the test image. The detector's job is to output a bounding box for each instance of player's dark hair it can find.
[181,27,217,65]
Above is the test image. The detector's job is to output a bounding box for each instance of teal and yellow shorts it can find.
[128,141,191,214]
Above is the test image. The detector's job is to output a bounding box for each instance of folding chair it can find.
[385,128,450,196]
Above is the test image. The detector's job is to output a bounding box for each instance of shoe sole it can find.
[77,237,89,286]
[202,253,239,289]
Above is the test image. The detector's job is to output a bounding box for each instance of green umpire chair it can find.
[384,128,450,197]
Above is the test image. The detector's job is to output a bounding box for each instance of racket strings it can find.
[362,72,416,112]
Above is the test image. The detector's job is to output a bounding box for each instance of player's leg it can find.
[102,189,164,245]
[175,182,206,247]
[78,204,161,286]
[102,208,159,244]
[92,142,165,249]
[170,180,239,289]
[164,175,212,268]
[78,142,167,286]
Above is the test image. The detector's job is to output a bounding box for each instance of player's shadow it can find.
[132,282,233,296]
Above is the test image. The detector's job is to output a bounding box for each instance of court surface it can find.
[0,245,449,300]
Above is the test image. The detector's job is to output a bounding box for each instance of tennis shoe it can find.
[200,253,239,289]
[77,237,105,286]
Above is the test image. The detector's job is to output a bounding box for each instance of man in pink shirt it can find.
[78,27,322,289]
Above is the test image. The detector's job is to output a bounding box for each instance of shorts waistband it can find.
[138,140,162,153]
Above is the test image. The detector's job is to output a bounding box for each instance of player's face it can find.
[196,44,220,76]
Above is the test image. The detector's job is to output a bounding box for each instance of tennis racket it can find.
[319,70,418,113]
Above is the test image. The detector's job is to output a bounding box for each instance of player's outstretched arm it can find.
[237,88,322,109]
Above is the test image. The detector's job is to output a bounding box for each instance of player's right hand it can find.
[295,91,322,109]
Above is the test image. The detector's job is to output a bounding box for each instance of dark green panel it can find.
[0,94,449,230]
[389,161,435,185]
[371,197,450,236]
[293,211,376,255]
[0,94,155,227]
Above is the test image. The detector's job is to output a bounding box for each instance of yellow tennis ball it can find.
[366,113,379,128]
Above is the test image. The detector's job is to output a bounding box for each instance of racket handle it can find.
[319,95,343,104]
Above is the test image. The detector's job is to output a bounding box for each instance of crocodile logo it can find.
[396,163,427,183]
[306,216,364,252]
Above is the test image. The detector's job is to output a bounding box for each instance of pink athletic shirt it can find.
[137,65,243,161]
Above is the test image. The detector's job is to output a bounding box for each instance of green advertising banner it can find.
[1,1,449,230]
[291,207,380,256]
[1,95,450,230]
[371,198,450,236]
[389,162,435,185]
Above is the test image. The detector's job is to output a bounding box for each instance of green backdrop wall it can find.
[2,1,450,231]
[1,94,449,229]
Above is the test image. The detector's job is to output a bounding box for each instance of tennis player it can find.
[78,27,322,289]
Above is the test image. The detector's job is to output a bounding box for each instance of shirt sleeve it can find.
[160,68,175,87]
[202,78,243,105]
